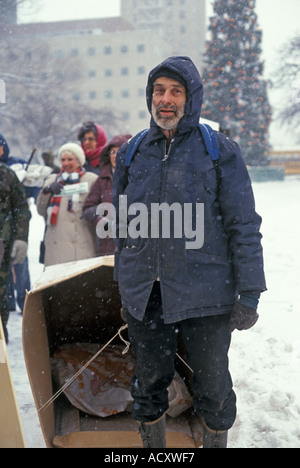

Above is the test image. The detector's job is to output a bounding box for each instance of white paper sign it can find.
[60,182,89,196]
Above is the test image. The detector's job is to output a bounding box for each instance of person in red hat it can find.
[77,121,107,175]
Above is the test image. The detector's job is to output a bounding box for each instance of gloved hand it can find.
[0,239,5,267]
[229,302,259,332]
[43,180,63,195]
[11,240,28,265]
[81,206,98,223]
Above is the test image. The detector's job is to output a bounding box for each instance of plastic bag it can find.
[52,343,193,418]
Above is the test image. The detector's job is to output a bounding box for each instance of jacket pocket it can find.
[186,250,229,266]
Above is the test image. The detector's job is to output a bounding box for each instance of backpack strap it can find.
[198,123,221,192]
[198,123,219,162]
[125,128,149,168]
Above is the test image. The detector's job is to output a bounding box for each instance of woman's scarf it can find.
[81,124,107,168]
[47,168,85,226]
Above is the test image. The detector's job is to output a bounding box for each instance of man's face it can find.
[0,145,4,158]
[152,77,186,131]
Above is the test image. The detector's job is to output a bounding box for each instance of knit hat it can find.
[99,134,132,170]
[151,67,187,90]
[58,143,86,167]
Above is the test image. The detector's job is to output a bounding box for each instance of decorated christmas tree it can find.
[202,0,272,165]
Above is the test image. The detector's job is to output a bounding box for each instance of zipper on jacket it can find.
[161,137,174,162]
[156,137,174,281]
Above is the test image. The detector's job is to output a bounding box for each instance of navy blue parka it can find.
[113,56,266,324]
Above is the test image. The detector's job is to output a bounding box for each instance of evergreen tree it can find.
[202,0,272,165]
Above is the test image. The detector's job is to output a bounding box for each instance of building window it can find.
[105,90,113,99]
[122,111,130,121]
[89,91,97,100]
[73,92,80,101]
[104,46,112,54]
[55,50,63,58]
[139,110,147,119]
[88,70,97,78]
[121,67,129,76]
[104,69,112,77]
[71,49,79,57]
[122,89,130,98]
[137,66,146,75]
[121,45,128,53]
[88,47,96,56]
[137,44,145,53]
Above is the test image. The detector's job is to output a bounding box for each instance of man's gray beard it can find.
[151,102,185,130]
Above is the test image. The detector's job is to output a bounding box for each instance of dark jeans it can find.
[127,282,236,431]
[6,257,31,312]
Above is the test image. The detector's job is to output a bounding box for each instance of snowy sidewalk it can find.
[6,177,300,448]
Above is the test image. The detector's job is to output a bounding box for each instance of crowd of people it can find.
[0,122,132,342]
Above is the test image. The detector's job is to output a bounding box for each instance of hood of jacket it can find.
[146,56,203,133]
[0,134,10,163]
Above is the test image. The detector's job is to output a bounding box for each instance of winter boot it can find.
[203,422,228,448]
[139,414,166,448]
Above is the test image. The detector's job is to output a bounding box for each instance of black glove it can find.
[229,302,259,332]
[81,206,98,222]
[43,180,63,195]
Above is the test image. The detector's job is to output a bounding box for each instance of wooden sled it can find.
[23,256,202,448]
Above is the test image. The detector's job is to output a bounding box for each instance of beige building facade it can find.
[1,0,206,139]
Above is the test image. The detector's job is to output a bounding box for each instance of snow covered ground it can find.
[6,175,300,449]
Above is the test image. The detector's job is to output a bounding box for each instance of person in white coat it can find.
[37,143,98,267]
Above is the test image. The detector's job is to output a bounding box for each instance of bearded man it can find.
[112,56,266,448]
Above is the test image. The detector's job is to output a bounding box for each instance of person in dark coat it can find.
[0,163,30,342]
[82,134,131,256]
[112,56,266,448]
[0,134,33,315]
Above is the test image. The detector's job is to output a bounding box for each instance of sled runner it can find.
[0,318,26,448]
[23,256,203,448]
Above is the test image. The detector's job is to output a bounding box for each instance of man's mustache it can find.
[156,104,178,115]
[156,103,177,112]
